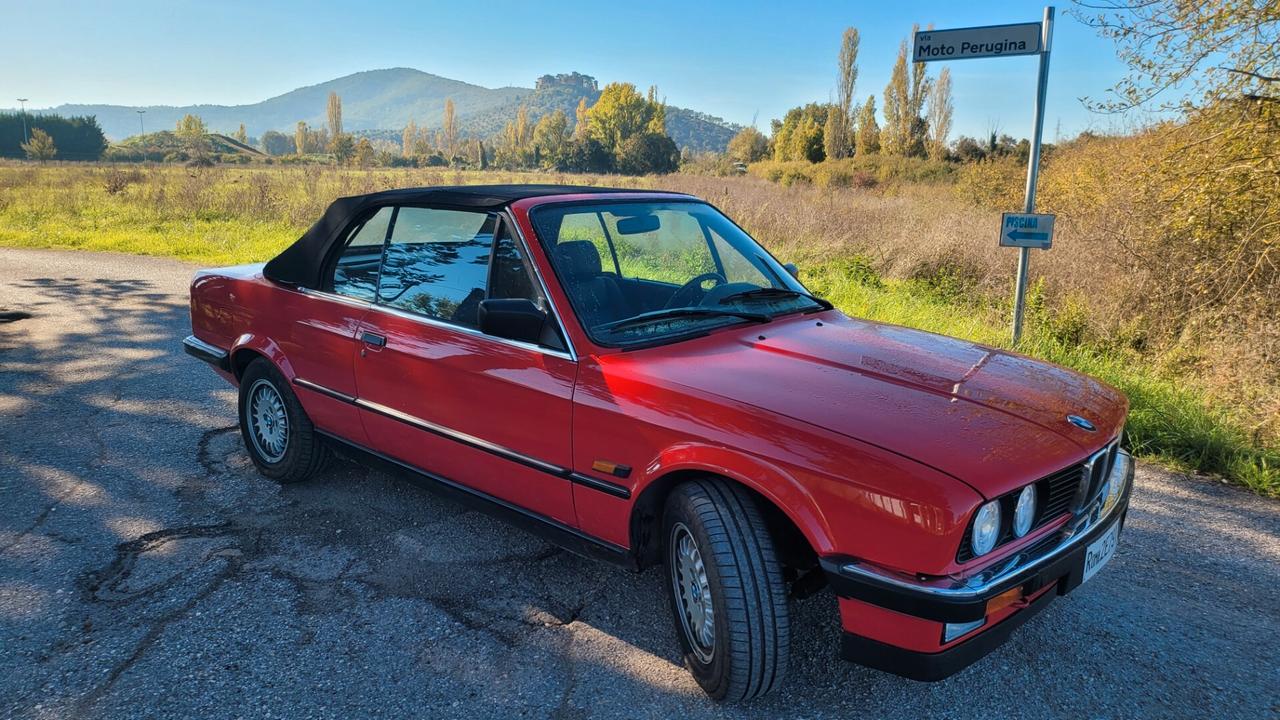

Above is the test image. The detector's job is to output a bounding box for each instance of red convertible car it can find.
[185,185,1132,701]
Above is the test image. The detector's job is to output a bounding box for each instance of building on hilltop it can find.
[535,73,599,93]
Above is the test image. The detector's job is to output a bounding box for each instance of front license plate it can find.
[1082,522,1120,584]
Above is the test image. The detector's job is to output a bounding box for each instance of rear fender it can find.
[229,334,296,383]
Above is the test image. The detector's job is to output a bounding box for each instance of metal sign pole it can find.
[1011,6,1054,345]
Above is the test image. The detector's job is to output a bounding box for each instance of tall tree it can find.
[532,109,570,168]
[353,137,375,167]
[646,85,666,135]
[233,123,248,144]
[441,98,459,157]
[882,30,931,157]
[327,92,343,139]
[402,119,417,157]
[586,83,664,156]
[175,114,207,138]
[295,121,308,155]
[727,126,769,163]
[832,27,860,159]
[1077,0,1278,112]
[260,130,294,156]
[331,134,355,163]
[21,128,56,161]
[771,103,829,162]
[573,97,590,138]
[824,111,844,162]
[855,95,880,156]
[0,113,106,160]
[926,67,953,161]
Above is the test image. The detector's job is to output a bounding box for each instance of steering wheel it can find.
[664,272,726,309]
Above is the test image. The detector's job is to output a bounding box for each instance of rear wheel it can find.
[663,478,790,702]
[238,358,329,483]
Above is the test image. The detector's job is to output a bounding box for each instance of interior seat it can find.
[555,241,631,329]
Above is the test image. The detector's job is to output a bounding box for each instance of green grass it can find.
[804,262,1279,496]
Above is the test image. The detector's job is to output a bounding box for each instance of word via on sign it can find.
[999,212,1056,249]
[913,23,1043,63]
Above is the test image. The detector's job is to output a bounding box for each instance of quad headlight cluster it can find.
[970,483,1039,558]
[1099,449,1130,515]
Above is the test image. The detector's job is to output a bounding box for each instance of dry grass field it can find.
[0,161,1275,494]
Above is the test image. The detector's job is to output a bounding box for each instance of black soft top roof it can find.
[263,184,681,288]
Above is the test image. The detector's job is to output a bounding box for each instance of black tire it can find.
[237,358,329,483]
[663,478,790,702]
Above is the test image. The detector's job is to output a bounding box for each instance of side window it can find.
[557,212,619,275]
[488,222,539,303]
[331,207,394,300]
[376,207,495,328]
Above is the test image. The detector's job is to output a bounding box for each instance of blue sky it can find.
[1,0,1153,140]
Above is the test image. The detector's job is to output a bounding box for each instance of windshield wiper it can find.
[717,286,833,310]
[598,307,772,333]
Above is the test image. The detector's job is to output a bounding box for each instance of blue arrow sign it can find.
[1007,229,1049,243]
[999,212,1055,249]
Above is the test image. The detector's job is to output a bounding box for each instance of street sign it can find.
[999,212,1055,249]
[911,7,1055,344]
[913,23,1042,63]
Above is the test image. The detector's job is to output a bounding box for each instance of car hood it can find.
[611,312,1128,498]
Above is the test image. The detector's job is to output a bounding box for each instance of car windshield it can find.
[531,201,826,347]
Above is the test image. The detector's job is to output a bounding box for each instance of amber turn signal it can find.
[986,586,1024,614]
[591,460,632,478]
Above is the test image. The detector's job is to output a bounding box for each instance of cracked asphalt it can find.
[1,247,1278,719]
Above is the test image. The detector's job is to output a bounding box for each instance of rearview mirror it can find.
[616,214,660,235]
[783,262,800,279]
[479,298,547,344]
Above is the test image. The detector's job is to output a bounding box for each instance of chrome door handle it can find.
[360,331,386,348]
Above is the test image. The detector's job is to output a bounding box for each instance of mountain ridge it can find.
[40,68,740,152]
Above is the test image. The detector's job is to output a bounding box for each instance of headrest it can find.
[556,240,603,278]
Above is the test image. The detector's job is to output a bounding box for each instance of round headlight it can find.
[971,500,1002,557]
[1013,485,1037,537]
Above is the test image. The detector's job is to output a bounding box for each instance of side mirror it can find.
[479,298,546,344]
[783,262,800,279]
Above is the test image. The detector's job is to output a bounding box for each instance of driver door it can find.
[352,208,579,526]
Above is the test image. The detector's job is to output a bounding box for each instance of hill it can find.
[41,68,739,152]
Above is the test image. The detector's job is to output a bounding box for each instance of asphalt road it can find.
[1,247,1277,719]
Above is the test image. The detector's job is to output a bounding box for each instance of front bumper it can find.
[824,448,1134,681]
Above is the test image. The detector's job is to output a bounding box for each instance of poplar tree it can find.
[832,27,859,158]
[926,67,953,161]
[327,92,343,139]
[402,119,417,157]
[646,85,666,135]
[882,29,931,157]
[441,98,458,157]
[295,121,308,155]
[573,97,590,138]
[855,95,880,156]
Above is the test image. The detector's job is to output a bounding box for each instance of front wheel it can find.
[663,479,790,702]
[237,358,329,483]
